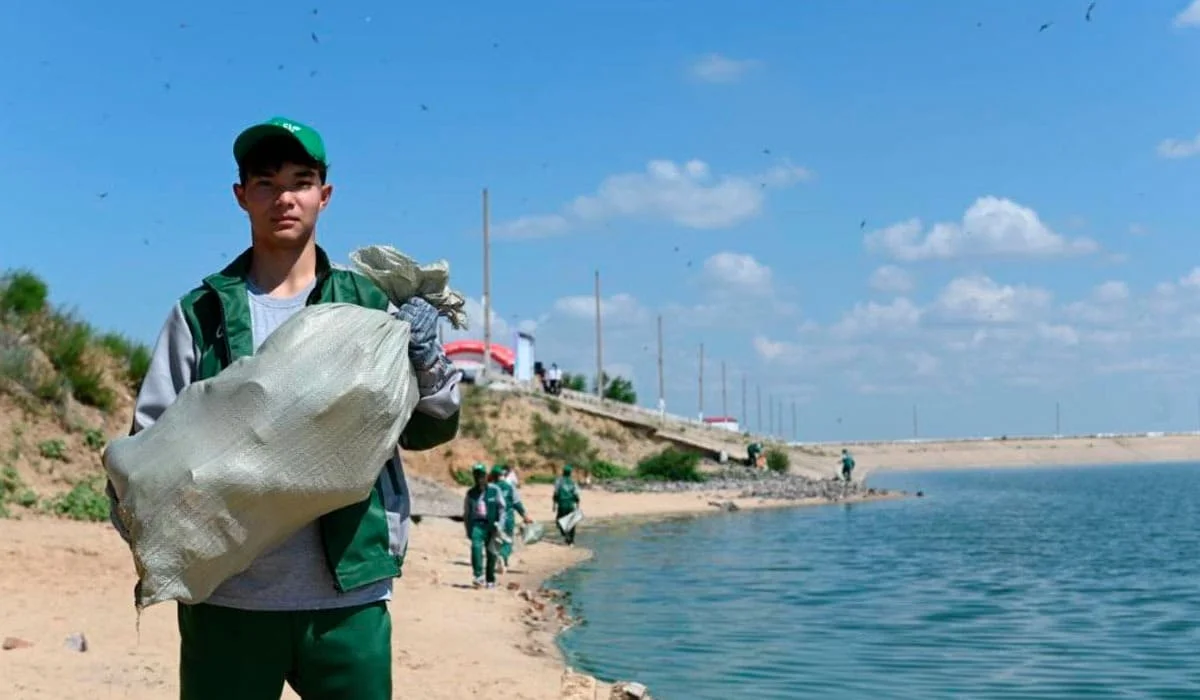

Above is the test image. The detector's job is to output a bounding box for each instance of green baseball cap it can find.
[471,463,487,474]
[562,464,573,474]
[490,465,505,476]
[233,116,327,166]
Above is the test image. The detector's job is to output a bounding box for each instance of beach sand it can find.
[0,483,869,699]
[845,434,1200,475]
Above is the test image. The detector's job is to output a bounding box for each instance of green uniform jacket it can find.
[495,480,526,528]
[553,477,580,513]
[178,246,460,593]
[463,483,505,534]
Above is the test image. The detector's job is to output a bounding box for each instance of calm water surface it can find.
[554,464,1200,699]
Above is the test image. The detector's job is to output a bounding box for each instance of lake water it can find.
[554,465,1200,699]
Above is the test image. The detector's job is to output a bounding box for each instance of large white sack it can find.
[104,245,467,609]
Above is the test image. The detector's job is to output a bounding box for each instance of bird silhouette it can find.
[1086,2,1096,21]
[1038,21,1053,32]
[311,32,319,44]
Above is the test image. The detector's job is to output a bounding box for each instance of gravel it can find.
[593,468,894,502]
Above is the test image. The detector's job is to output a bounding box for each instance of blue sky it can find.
[3,0,1200,441]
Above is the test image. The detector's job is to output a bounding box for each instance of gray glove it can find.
[393,297,442,372]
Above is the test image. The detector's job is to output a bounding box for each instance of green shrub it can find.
[83,428,106,450]
[636,448,706,483]
[450,469,474,487]
[526,473,557,485]
[765,448,790,474]
[0,270,49,318]
[38,438,67,461]
[530,414,597,466]
[44,478,109,522]
[546,398,562,414]
[38,312,114,410]
[589,460,633,481]
[97,332,152,388]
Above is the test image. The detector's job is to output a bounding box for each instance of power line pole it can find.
[480,188,489,381]
[698,343,705,419]
[912,404,919,438]
[721,361,727,417]
[741,374,747,429]
[656,315,665,423]
[756,384,762,432]
[768,394,775,438]
[594,269,603,397]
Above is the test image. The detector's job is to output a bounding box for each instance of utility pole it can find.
[791,401,797,441]
[656,315,665,422]
[721,361,727,418]
[594,270,603,397]
[912,404,919,438]
[698,343,705,419]
[1055,401,1061,436]
[741,374,747,429]
[757,384,762,432]
[481,188,491,381]
[768,394,775,438]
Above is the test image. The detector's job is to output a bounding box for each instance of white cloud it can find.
[702,252,773,295]
[868,265,915,294]
[933,274,1052,324]
[752,335,788,360]
[1036,322,1080,346]
[552,292,648,325]
[832,298,922,338]
[1129,223,1150,236]
[1157,132,1200,159]
[493,158,813,238]
[443,296,536,344]
[1174,1,1200,28]
[865,196,1098,261]
[688,53,761,84]
[1093,280,1130,303]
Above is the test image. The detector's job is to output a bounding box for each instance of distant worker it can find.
[746,441,764,469]
[490,464,532,573]
[840,449,856,482]
[553,464,582,546]
[503,463,520,489]
[547,363,563,395]
[463,463,506,589]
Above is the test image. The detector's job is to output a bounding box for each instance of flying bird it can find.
[1038,21,1053,32]
[762,148,771,155]
[311,32,319,44]
[419,104,429,111]
[860,219,866,230]
[97,192,108,199]
[1086,2,1096,21]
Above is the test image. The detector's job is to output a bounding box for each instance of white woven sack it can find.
[104,304,418,608]
[104,245,467,609]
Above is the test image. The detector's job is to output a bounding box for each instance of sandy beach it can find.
[0,482,886,700]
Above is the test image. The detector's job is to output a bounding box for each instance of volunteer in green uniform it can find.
[840,449,856,482]
[490,465,532,573]
[746,441,764,468]
[553,465,581,546]
[463,463,506,589]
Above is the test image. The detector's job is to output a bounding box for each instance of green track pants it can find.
[177,601,391,700]
[469,522,497,583]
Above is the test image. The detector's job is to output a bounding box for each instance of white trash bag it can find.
[104,245,466,609]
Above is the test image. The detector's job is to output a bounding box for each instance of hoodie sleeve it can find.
[107,302,196,542]
[510,485,527,517]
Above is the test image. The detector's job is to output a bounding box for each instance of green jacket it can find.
[553,476,580,513]
[495,479,526,527]
[179,245,460,592]
[464,483,505,533]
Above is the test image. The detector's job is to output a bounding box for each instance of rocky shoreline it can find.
[594,468,899,502]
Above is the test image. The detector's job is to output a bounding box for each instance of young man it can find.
[553,464,581,546]
[840,448,856,482]
[109,116,462,700]
[463,463,505,588]
[489,464,532,573]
